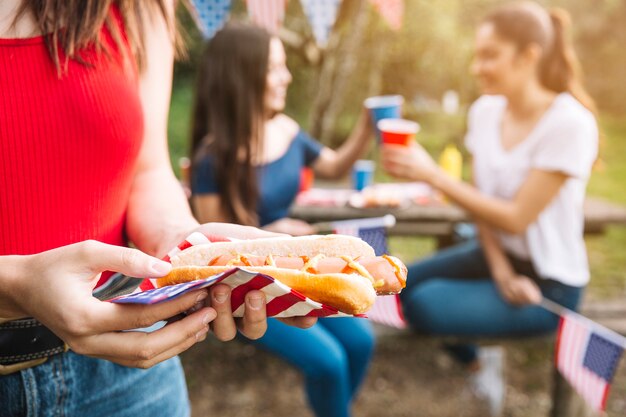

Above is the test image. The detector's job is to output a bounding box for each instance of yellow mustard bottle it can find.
[438,144,462,181]
[438,144,462,203]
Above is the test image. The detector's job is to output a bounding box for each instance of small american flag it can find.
[246,0,287,34]
[331,216,407,329]
[556,311,625,411]
[333,224,389,256]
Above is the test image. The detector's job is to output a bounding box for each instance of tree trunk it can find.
[308,0,370,144]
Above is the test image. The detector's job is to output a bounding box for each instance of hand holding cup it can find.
[381,141,439,183]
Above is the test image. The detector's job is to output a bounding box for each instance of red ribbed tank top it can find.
[0,9,143,270]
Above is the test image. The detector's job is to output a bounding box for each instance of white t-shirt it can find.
[465,93,598,287]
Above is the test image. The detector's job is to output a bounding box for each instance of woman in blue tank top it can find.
[189,22,375,417]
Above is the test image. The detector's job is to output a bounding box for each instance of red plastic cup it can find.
[377,118,420,146]
[299,167,315,193]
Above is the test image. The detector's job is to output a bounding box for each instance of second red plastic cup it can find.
[377,118,420,146]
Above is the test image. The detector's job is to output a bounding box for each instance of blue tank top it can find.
[192,129,323,226]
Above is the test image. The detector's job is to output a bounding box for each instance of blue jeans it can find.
[249,317,374,417]
[0,351,189,417]
[400,240,583,364]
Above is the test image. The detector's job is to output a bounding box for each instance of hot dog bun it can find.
[171,234,375,266]
[158,234,407,315]
[158,266,376,315]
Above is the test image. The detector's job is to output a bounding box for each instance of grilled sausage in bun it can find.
[157,235,407,315]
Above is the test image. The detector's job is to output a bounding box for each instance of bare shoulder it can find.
[272,114,300,138]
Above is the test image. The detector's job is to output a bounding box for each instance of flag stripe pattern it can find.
[246,0,287,34]
[556,312,624,411]
[111,233,359,318]
[190,0,232,39]
[333,221,408,329]
[368,294,407,329]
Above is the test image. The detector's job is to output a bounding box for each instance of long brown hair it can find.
[484,1,596,113]
[190,22,271,226]
[15,0,175,72]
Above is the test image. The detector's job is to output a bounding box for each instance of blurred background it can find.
[169,1,626,415]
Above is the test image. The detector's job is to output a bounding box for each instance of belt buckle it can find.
[0,344,68,376]
[0,357,49,375]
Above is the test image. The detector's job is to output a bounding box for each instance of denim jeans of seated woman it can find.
[0,351,189,417]
[400,239,583,365]
[248,317,374,417]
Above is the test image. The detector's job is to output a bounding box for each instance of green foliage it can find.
[168,80,193,177]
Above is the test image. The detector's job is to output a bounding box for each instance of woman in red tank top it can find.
[0,2,315,415]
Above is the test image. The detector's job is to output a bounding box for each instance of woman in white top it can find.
[381,0,598,401]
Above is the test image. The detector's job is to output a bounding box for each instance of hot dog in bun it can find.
[157,234,407,315]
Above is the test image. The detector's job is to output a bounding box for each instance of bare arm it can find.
[382,143,568,234]
[312,108,373,179]
[125,3,198,258]
[433,168,567,234]
[471,163,542,305]
[476,220,542,305]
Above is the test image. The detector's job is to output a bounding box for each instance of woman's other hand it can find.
[494,273,542,306]
[194,222,288,240]
[262,217,316,236]
[381,142,439,182]
[2,241,215,368]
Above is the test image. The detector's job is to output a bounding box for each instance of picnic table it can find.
[291,186,626,247]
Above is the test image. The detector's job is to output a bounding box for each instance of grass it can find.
[583,116,626,299]
[168,79,194,178]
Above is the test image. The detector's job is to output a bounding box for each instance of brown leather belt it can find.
[0,318,67,375]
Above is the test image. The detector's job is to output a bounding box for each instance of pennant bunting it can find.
[246,0,288,34]
[300,0,341,47]
[190,0,232,39]
[555,310,625,411]
[369,0,404,31]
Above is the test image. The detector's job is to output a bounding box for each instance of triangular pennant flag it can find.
[246,0,288,34]
[369,0,404,31]
[190,0,232,39]
[300,0,341,47]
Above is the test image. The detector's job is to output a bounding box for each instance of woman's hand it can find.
[494,273,542,306]
[193,222,288,241]
[2,241,214,368]
[262,218,316,236]
[381,143,440,183]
